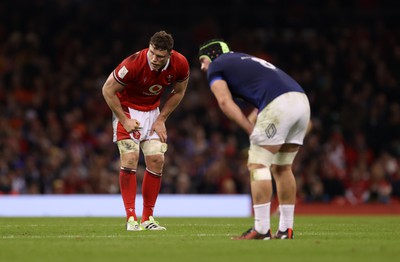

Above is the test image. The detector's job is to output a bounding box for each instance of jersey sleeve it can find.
[174,52,190,82]
[112,53,138,86]
[206,62,224,87]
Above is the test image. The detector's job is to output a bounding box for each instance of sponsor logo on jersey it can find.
[143,84,163,96]
[118,66,129,79]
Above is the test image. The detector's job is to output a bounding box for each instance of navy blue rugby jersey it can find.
[206,52,304,110]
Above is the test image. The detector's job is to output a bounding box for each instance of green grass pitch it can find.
[1,216,399,262]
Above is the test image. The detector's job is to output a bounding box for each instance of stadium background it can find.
[0,0,399,210]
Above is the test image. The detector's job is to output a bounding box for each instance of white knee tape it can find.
[248,144,274,166]
[272,151,298,165]
[250,167,271,181]
[117,139,139,154]
[141,140,168,156]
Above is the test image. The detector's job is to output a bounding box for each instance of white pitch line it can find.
[1,233,232,239]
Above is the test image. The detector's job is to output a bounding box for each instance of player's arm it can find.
[151,77,189,142]
[102,73,141,132]
[210,79,254,135]
[159,77,189,121]
[247,108,258,125]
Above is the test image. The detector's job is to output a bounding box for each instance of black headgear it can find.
[199,39,230,61]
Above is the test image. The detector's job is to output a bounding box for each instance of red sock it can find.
[119,168,137,221]
[141,169,162,222]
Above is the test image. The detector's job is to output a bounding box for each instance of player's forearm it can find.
[219,100,253,134]
[158,90,185,121]
[247,108,258,125]
[158,78,188,122]
[102,88,128,124]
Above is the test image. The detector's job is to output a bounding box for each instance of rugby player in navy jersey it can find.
[199,39,311,240]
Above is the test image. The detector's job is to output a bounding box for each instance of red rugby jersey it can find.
[113,48,189,111]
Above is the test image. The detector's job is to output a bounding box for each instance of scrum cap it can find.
[199,39,230,61]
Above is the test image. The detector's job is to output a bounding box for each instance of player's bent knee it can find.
[272,151,298,165]
[250,167,271,181]
[141,140,168,156]
[146,154,164,168]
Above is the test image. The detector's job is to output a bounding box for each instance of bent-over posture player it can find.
[102,31,189,231]
[199,39,310,239]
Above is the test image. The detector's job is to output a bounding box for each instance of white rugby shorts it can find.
[250,92,310,146]
[113,107,161,143]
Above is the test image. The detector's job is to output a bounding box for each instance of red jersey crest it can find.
[132,130,141,140]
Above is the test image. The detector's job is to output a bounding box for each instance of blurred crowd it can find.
[1,0,400,205]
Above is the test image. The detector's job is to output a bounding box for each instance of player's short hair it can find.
[199,39,230,61]
[150,31,174,53]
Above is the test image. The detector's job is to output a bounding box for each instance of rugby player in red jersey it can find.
[102,31,189,231]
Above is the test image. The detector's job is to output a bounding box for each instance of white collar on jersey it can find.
[147,50,170,72]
